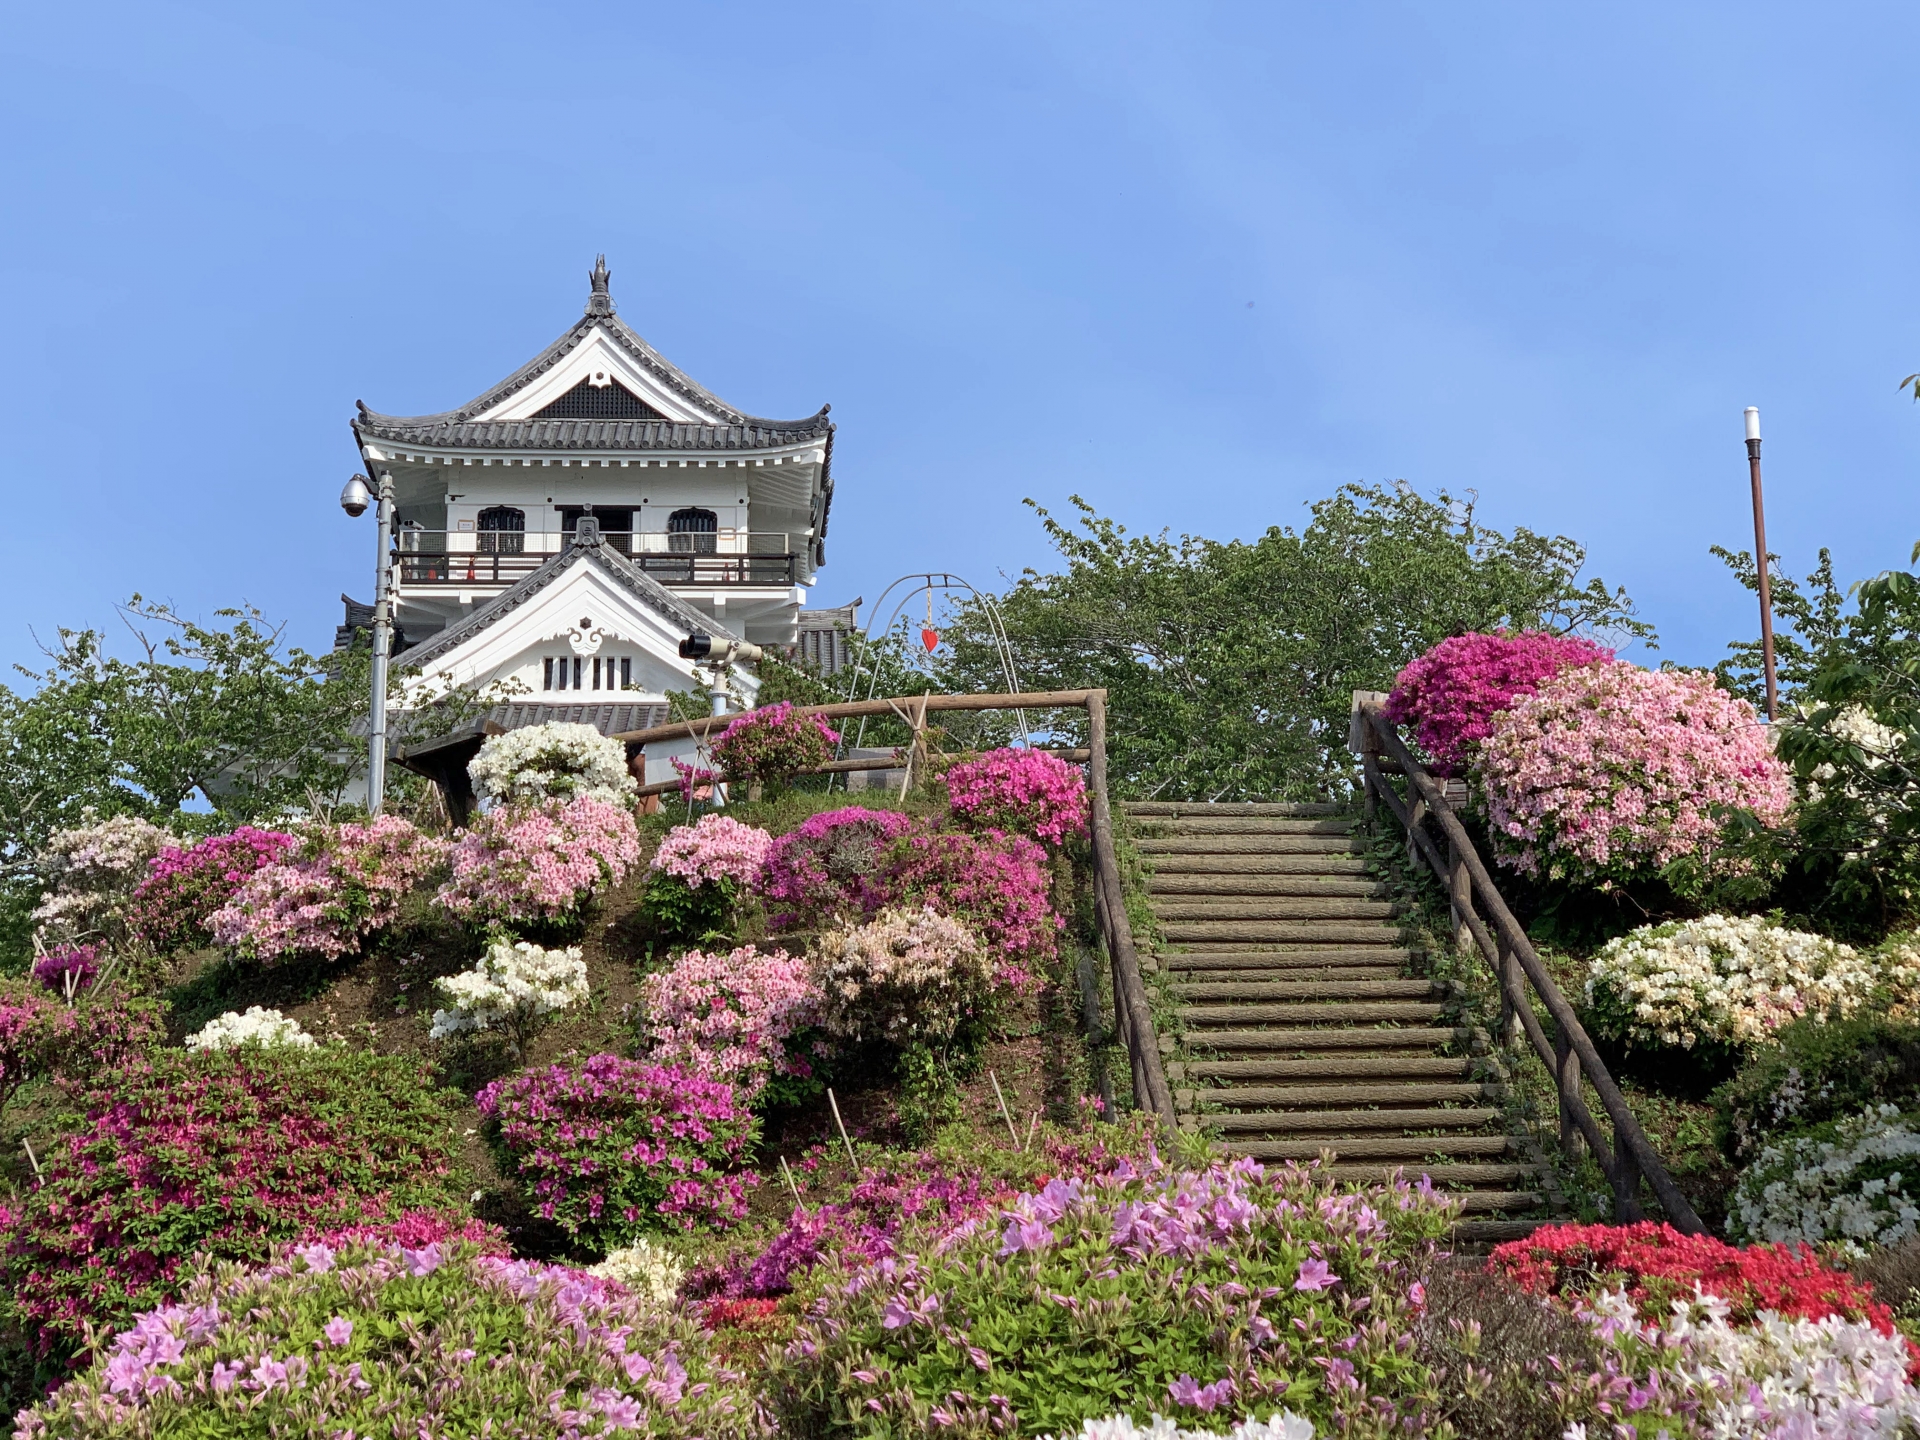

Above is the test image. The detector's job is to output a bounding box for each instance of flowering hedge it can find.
[1475,663,1792,883]
[942,747,1089,847]
[641,814,772,942]
[429,937,589,1056]
[1726,1104,1920,1258]
[0,1046,467,1358]
[434,796,640,932]
[210,815,447,963]
[0,981,162,1121]
[128,826,295,954]
[13,1239,752,1440]
[1384,630,1614,773]
[767,1156,1455,1438]
[709,701,840,791]
[888,826,1060,990]
[478,1055,756,1248]
[468,720,638,806]
[1585,913,1889,1054]
[30,813,175,951]
[635,944,823,1104]
[760,807,920,930]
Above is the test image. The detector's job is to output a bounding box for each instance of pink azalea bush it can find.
[0,1046,467,1361]
[1384,630,1615,772]
[888,827,1061,991]
[0,980,163,1121]
[435,795,640,931]
[1475,663,1793,883]
[759,806,921,930]
[708,701,841,791]
[30,813,175,951]
[634,944,823,1104]
[943,747,1090,847]
[209,816,446,963]
[13,1238,752,1440]
[129,826,296,954]
[649,813,773,889]
[477,1055,756,1247]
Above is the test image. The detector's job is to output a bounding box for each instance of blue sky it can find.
[2,3,1916,676]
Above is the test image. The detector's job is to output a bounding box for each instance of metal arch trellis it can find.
[835,573,1030,778]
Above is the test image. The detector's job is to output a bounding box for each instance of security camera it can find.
[679,634,764,665]
[339,475,371,518]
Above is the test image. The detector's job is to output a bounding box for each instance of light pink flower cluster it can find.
[1475,664,1793,883]
[648,814,773,890]
[709,701,841,788]
[635,944,822,1101]
[942,748,1089,848]
[1385,629,1615,772]
[435,796,641,928]
[209,816,446,963]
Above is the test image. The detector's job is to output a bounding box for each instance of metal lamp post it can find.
[339,471,395,812]
[1744,407,1779,722]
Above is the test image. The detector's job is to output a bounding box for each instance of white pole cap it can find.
[1744,407,1761,442]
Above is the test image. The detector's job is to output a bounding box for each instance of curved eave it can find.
[352,413,832,455]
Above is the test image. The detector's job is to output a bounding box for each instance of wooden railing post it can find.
[1554,1021,1580,1157]
[1611,1123,1646,1222]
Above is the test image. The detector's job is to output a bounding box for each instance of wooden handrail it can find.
[1356,701,1704,1233]
[633,688,1175,1131]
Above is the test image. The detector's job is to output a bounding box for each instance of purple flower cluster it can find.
[1385,629,1614,773]
[477,1055,758,1246]
[129,827,296,954]
[943,747,1089,848]
[30,943,99,995]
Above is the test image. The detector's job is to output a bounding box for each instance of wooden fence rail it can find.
[622,689,1178,1130]
[1354,697,1704,1231]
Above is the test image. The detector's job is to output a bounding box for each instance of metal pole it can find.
[368,471,395,814]
[1744,408,1778,721]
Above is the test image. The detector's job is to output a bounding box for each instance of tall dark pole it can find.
[1744,407,1778,722]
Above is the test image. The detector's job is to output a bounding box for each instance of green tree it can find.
[938,484,1651,800]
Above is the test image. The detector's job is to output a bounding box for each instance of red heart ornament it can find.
[921,628,939,653]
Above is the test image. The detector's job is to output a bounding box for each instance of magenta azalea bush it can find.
[0,1046,467,1359]
[1384,630,1615,772]
[709,701,841,791]
[209,816,445,963]
[943,747,1090,847]
[435,796,641,931]
[888,827,1061,991]
[129,826,296,954]
[13,1239,753,1440]
[0,980,162,1120]
[29,943,99,994]
[634,944,823,1105]
[1476,664,1793,883]
[477,1055,757,1248]
[759,806,920,930]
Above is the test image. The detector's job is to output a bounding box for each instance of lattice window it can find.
[667,507,718,555]
[532,377,666,420]
[478,506,525,555]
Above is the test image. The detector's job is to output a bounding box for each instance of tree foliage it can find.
[938,484,1651,800]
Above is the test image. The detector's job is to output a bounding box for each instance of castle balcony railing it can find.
[391,531,800,588]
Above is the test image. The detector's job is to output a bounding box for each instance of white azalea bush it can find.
[1726,1104,1920,1258]
[184,1006,316,1052]
[1585,914,1881,1053]
[1057,1418,1314,1440]
[429,937,588,1056]
[587,1236,686,1307]
[467,721,637,806]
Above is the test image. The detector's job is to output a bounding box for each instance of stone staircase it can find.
[1126,800,1551,1244]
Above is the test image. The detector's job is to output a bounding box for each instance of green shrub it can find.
[0,1045,469,1362]
[1713,1013,1920,1163]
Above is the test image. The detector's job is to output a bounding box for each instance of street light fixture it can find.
[1743,408,1778,722]
[340,471,395,811]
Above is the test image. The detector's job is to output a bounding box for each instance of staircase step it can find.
[1160,921,1405,944]
[1153,898,1401,922]
[1195,1107,1502,1133]
[1181,1055,1470,1082]
[1447,1191,1543,1215]
[1320,1162,1535,1188]
[1147,855,1373,876]
[1179,965,1401,984]
[1188,1027,1464,1052]
[1174,978,1436,1003]
[1125,802,1345,817]
[1137,837,1361,857]
[1162,948,1415,971]
[1227,1134,1515,1162]
[1148,876,1386,898]
[1189,1080,1499,1109]
[1182,1001,1447,1026]
[1141,818,1354,836]
[1453,1218,1550,1243]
